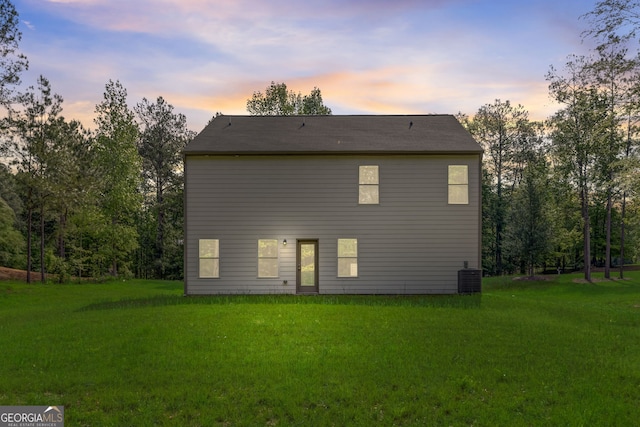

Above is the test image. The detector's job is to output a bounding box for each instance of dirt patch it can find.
[572,277,630,284]
[512,276,553,282]
[591,265,640,272]
[0,267,45,281]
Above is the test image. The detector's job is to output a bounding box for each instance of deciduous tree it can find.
[582,2,640,277]
[93,80,141,277]
[463,100,539,275]
[504,157,553,277]
[582,0,640,47]
[300,87,332,115]
[548,55,609,282]
[246,82,332,116]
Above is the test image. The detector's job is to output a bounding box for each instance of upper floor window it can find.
[448,165,469,204]
[359,165,379,204]
[199,239,219,278]
[258,239,279,278]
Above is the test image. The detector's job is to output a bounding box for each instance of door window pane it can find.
[300,243,316,286]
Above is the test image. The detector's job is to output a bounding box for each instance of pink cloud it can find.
[24,0,595,132]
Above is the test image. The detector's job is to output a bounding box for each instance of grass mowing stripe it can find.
[77,293,483,311]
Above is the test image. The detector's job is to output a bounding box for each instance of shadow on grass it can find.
[484,273,640,294]
[78,293,482,312]
[483,275,558,291]
[153,281,184,291]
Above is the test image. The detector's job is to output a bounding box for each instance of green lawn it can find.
[0,274,638,426]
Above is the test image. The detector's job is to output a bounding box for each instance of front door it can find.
[297,240,319,294]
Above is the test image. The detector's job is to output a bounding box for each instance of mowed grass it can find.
[0,274,639,426]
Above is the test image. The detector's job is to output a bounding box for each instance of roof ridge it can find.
[185,114,483,155]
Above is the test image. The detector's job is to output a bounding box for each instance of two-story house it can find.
[183,115,482,295]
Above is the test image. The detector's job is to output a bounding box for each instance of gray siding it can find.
[184,154,481,295]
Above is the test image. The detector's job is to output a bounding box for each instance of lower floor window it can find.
[199,239,219,278]
[338,238,358,277]
[258,239,279,278]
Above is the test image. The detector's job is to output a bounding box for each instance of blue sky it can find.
[15,0,598,131]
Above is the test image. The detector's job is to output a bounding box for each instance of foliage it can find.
[4,75,64,282]
[93,80,142,276]
[582,0,640,46]
[461,100,544,275]
[135,96,194,279]
[0,196,23,265]
[547,172,584,271]
[0,163,21,217]
[0,74,193,280]
[65,205,111,278]
[480,169,498,274]
[0,164,22,267]
[503,158,553,277]
[547,56,611,281]
[5,0,640,281]
[135,96,192,197]
[579,0,640,279]
[0,0,27,108]
[246,81,332,115]
[300,87,332,115]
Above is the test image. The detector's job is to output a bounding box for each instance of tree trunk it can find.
[155,180,164,279]
[620,192,626,279]
[619,116,632,280]
[582,184,591,282]
[605,188,612,279]
[495,179,503,276]
[40,204,45,283]
[495,132,504,276]
[58,211,66,259]
[26,206,32,284]
[111,216,118,277]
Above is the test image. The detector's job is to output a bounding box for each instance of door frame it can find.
[296,239,319,294]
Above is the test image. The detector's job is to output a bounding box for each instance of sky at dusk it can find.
[15,0,600,131]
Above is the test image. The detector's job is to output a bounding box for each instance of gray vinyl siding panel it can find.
[184,154,480,295]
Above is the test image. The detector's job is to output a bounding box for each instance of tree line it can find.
[462,0,640,280]
[2,0,640,282]
[0,1,198,281]
[0,75,195,281]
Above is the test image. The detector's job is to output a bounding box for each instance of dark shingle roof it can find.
[184,114,482,155]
